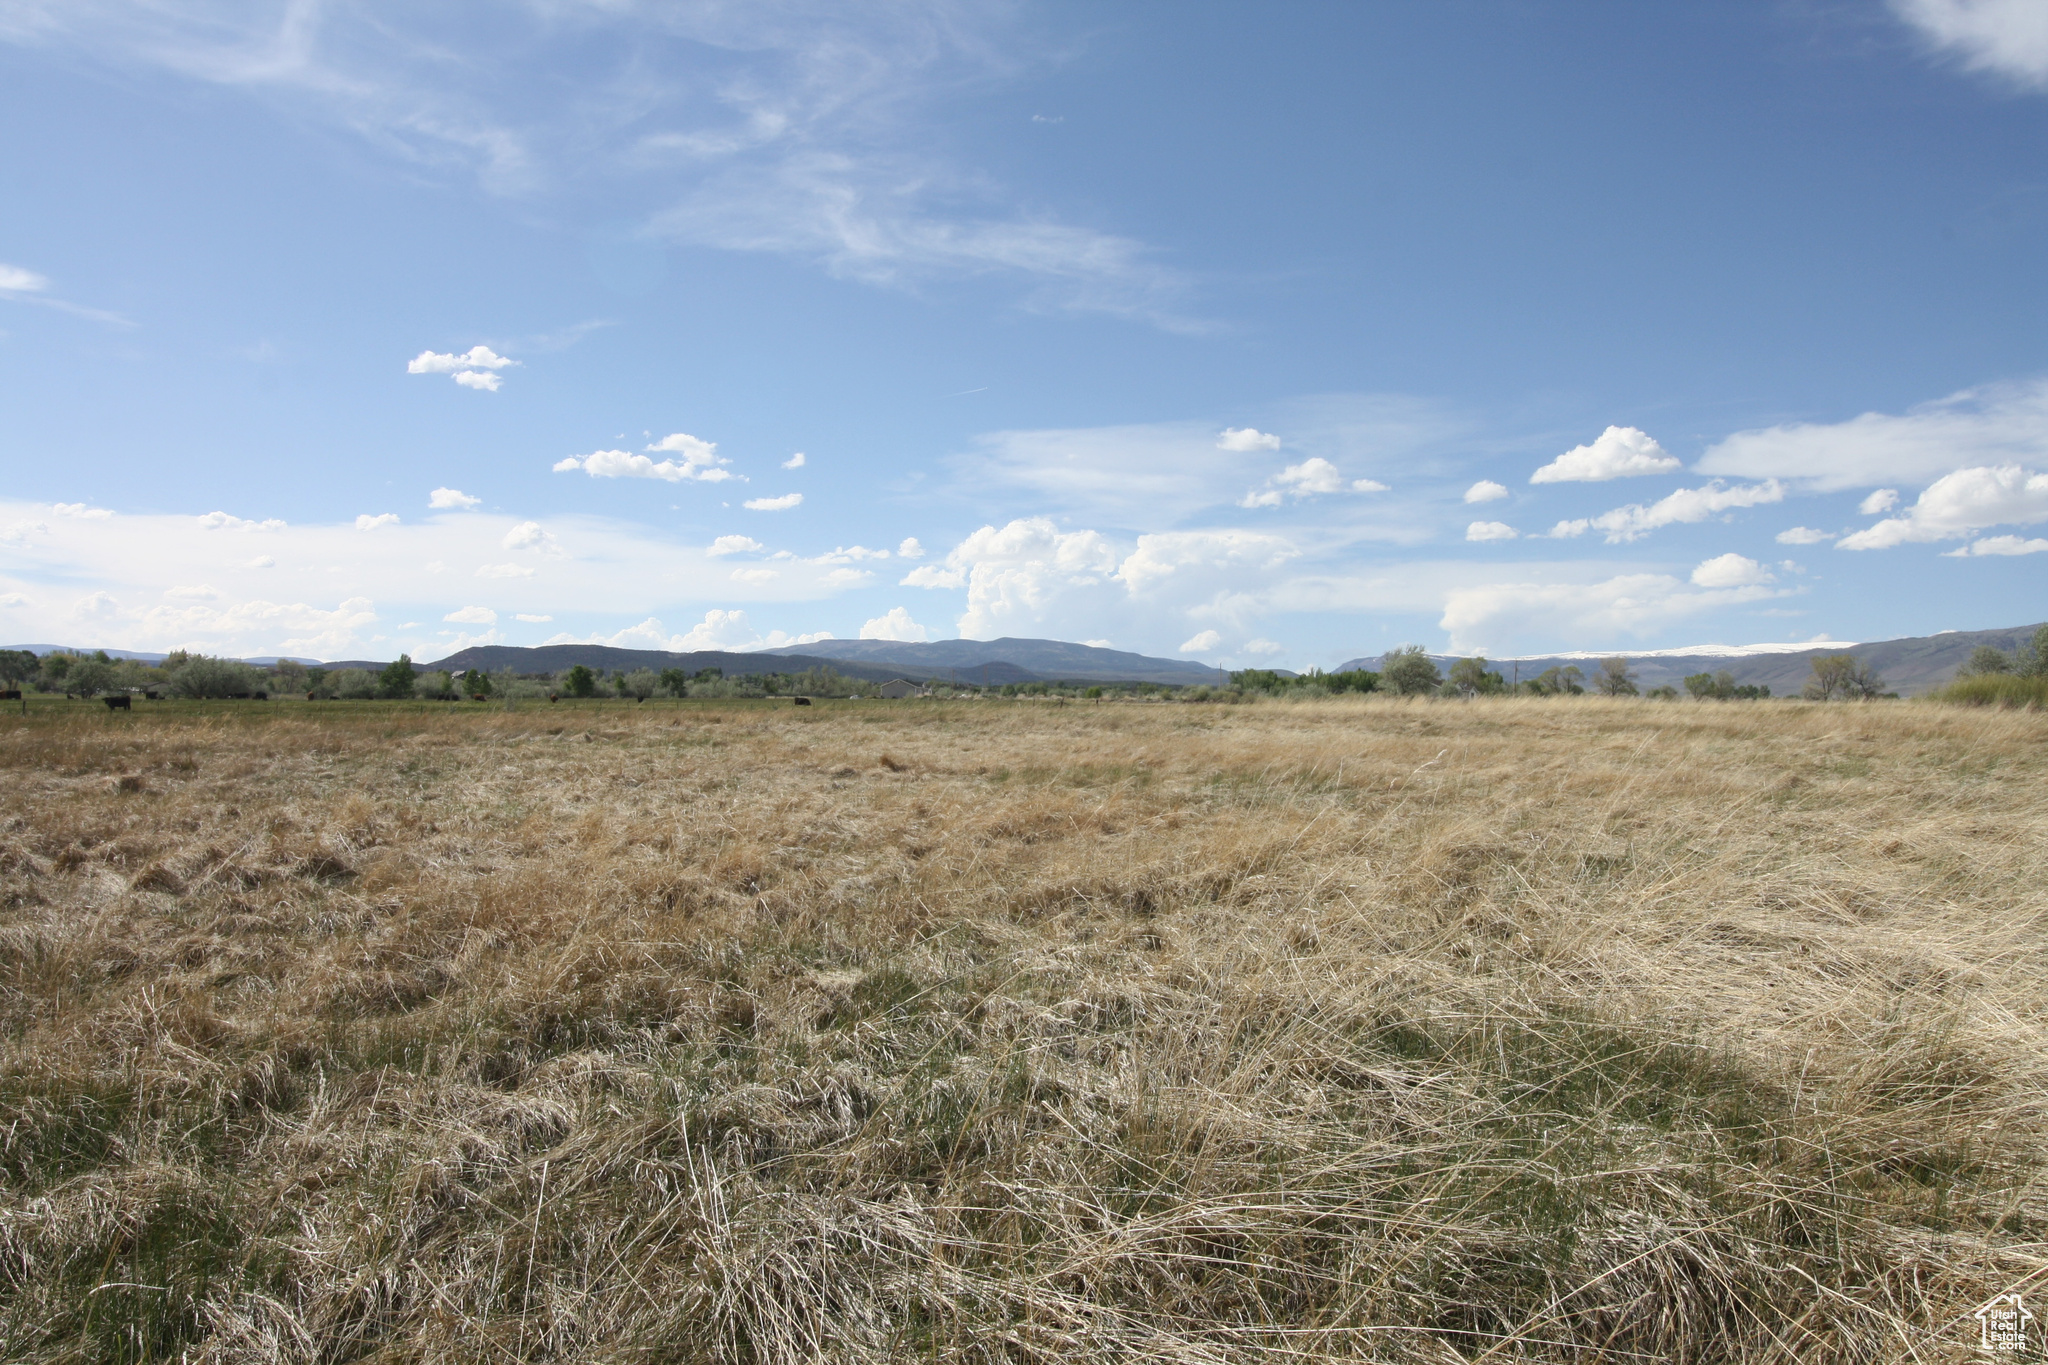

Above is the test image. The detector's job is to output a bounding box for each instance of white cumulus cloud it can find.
[408,346,516,375]
[1217,427,1281,452]
[1180,629,1223,653]
[429,487,481,510]
[1274,457,1345,495]
[356,513,400,531]
[1944,535,2048,556]
[502,521,557,551]
[782,451,806,469]
[558,435,737,484]
[860,606,930,642]
[1464,480,1510,503]
[1241,637,1284,656]
[515,613,553,622]
[1859,488,1900,515]
[897,537,925,559]
[1242,457,1382,506]
[1776,526,1834,545]
[1466,521,1517,542]
[199,511,286,532]
[1530,426,1680,483]
[409,346,517,391]
[1547,480,1785,543]
[1690,553,1774,588]
[707,535,765,556]
[444,605,498,625]
[745,493,803,511]
[729,567,779,584]
[1838,464,2048,549]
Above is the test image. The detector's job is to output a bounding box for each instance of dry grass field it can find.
[2,695,2045,1363]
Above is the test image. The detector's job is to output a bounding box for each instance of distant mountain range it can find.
[1336,621,2043,696]
[758,637,1227,685]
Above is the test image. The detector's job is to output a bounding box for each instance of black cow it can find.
[0,690,19,701]
[104,695,131,711]
[792,696,812,706]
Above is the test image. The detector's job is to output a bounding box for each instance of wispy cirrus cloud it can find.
[0,2,1196,326]
[1696,379,2048,491]
[1892,0,2048,89]
[0,258,133,326]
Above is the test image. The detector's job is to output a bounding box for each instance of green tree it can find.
[1381,645,1442,696]
[1446,656,1504,696]
[658,667,689,698]
[37,654,72,690]
[621,668,658,701]
[1525,664,1585,696]
[169,656,263,698]
[1594,657,1638,696]
[564,664,597,698]
[1804,654,1886,700]
[459,668,493,697]
[2012,625,2048,679]
[0,650,35,688]
[270,659,309,694]
[67,658,119,697]
[377,654,418,700]
[1684,669,1740,700]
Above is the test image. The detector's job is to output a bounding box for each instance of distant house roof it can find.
[876,678,923,698]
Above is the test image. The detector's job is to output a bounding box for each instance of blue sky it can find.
[3,0,2046,668]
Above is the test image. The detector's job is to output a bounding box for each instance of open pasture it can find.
[1,696,2044,1362]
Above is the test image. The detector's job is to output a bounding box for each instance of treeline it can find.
[0,650,890,702]
[1229,648,1775,701]
[0,649,285,699]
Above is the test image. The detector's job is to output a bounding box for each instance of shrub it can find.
[1928,673,2048,708]
[621,669,658,701]
[330,669,379,700]
[563,664,597,698]
[1958,645,2014,678]
[658,667,689,698]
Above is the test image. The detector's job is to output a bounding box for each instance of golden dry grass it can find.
[2,695,2045,1362]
